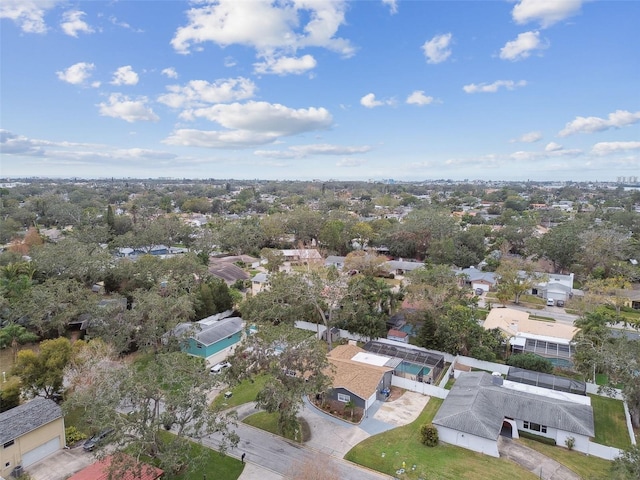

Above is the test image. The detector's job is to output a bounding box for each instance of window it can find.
[337,393,350,403]
[523,421,547,434]
[3,440,14,448]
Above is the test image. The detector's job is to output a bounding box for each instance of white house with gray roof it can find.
[0,398,65,478]
[433,371,594,458]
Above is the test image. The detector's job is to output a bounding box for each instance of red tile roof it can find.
[67,455,163,480]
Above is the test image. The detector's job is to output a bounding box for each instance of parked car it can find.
[83,428,114,451]
[546,298,555,306]
[475,288,484,295]
[556,299,565,307]
[210,361,231,373]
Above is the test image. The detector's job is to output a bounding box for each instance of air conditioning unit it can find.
[12,465,24,478]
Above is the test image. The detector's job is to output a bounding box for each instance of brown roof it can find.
[67,455,163,480]
[483,308,578,341]
[388,329,408,338]
[327,345,392,400]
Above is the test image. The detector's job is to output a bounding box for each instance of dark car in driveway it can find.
[83,428,114,451]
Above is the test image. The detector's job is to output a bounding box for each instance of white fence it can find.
[453,355,510,375]
[588,441,623,461]
[391,375,449,399]
[294,320,370,343]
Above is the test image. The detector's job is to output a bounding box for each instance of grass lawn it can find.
[595,373,608,386]
[528,315,555,322]
[345,398,538,480]
[589,394,632,449]
[212,374,269,409]
[517,437,612,480]
[168,439,244,480]
[242,411,309,442]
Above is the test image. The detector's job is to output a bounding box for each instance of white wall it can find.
[391,375,449,399]
[588,442,623,461]
[437,426,499,457]
[454,355,510,375]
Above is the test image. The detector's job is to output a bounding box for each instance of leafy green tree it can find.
[343,251,388,277]
[260,248,285,273]
[535,221,584,273]
[11,278,94,338]
[249,326,331,438]
[0,376,22,412]
[495,258,540,305]
[506,353,553,374]
[193,278,234,320]
[612,444,640,480]
[0,323,38,361]
[65,351,237,476]
[13,337,72,399]
[336,275,392,341]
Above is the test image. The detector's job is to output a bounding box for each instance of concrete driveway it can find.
[498,436,581,480]
[25,445,96,480]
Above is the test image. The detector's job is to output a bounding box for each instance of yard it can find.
[345,398,538,480]
[589,394,632,449]
[517,437,612,480]
[211,374,269,409]
[242,411,311,442]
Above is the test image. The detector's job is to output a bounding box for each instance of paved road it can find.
[202,422,392,480]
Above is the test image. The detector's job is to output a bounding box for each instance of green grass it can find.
[517,437,612,480]
[589,394,631,449]
[345,398,538,480]
[595,373,608,386]
[528,315,555,322]
[242,411,309,442]
[212,374,269,409]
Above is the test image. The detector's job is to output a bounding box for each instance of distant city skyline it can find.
[1,1,639,181]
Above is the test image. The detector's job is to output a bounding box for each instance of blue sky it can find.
[1,0,639,181]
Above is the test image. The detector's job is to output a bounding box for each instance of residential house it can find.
[67,455,163,480]
[458,266,497,293]
[208,257,251,285]
[386,329,409,343]
[251,272,269,296]
[1,398,66,478]
[172,314,245,361]
[617,288,640,310]
[433,371,594,458]
[324,255,347,270]
[325,344,394,415]
[280,249,323,265]
[482,307,579,367]
[530,272,575,302]
[384,260,424,277]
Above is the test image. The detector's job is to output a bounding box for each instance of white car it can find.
[210,361,231,373]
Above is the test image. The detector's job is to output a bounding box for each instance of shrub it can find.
[565,436,575,450]
[506,353,553,374]
[420,423,439,447]
[518,430,556,445]
[65,426,87,445]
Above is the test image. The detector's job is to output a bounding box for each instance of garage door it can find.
[22,436,61,467]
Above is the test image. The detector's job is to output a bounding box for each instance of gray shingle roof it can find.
[0,398,63,444]
[194,317,244,346]
[433,372,594,440]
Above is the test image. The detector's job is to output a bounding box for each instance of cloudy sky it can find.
[1,0,639,181]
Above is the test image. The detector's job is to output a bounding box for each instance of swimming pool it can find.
[398,361,431,377]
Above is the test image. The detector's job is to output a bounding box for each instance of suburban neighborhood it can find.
[1,177,639,480]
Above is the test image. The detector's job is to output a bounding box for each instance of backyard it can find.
[345,398,539,480]
[589,394,633,449]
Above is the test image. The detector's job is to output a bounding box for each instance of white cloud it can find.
[337,158,366,167]
[56,62,95,85]
[406,90,434,106]
[559,110,640,136]
[254,54,317,75]
[511,131,542,143]
[422,33,453,64]
[0,0,59,34]
[98,94,159,123]
[510,144,581,161]
[111,66,139,86]
[512,0,585,28]
[224,57,237,67]
[161,67,178,79]
[171,0,354,58]
[164,101,333,148]
[591,141,640,156]
[360,93,393,108]
[500,31,546,61]
[382,0,398,15]
[545,142,563,152]
[255,144,371,159]
[60,10,93,37]
[463,80,527,94]
[158,77,256,109]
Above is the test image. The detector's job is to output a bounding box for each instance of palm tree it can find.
[344,399,356,420]
[0,323,38,362]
